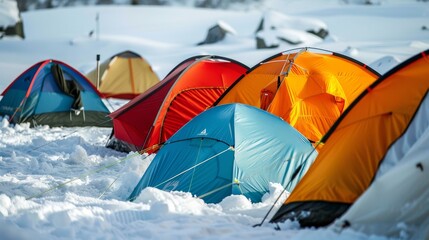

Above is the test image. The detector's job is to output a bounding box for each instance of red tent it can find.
[107,55,249,153]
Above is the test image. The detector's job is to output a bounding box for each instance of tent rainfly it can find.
[128,103,318,204]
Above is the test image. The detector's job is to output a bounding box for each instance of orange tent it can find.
[107,55,248,153]
[270,49,429,227]
[86,50,160,99]
[215,47,380,142]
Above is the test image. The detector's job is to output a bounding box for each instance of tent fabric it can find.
[128,103,318,204]
[332,93,429,239]
[0,59,111,127]
[86,50,160,99]
[107,55,248,153]
[270,49,429,227]
[51,63,83,110]
[214,47,379,143]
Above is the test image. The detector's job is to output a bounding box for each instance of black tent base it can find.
[19,111,112,128]
[105,134,139,153]
[270,201,350,228]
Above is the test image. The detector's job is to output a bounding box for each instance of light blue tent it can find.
[128,103,317,203]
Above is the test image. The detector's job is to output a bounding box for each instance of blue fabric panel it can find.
[29,67,50,95]
[7,63,40,92]
[168,103,236,146]
[129,138,234,203]
[15,87,108,116]
[34,92,108,113]
[80,92,109,112]
[40,70,61,92]
[0,89,27,117]
[19,94,39,122]
[34,92,74,114]
[25,62,94,94]
[233,104,317,202]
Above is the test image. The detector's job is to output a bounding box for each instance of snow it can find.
[0,0,428,239]
[0,0,21,25]
[217,20,238,35]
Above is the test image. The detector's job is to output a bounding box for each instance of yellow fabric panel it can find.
[267,51,377,141]
[285,52,429,205]
[287,94,341,143]
[85,55,160,97]
[294,52,376,109]
[128,58,136,93]
[130,58,160,93]
[99,57,131,93]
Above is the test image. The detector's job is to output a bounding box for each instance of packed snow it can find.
[0,0,428,239]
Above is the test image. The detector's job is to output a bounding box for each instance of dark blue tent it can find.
[128,103,317,203]
[0,59,111,127]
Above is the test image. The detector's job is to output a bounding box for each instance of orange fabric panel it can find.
[285,51,429,205]
[267,61,348,142]
[217,53,294,107]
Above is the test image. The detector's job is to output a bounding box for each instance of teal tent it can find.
[0,59,111,127]
[128,103,317,203]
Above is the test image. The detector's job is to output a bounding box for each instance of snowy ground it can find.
[0,0,428,239]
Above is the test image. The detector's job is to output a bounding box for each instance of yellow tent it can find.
[215,47,380,143]
[86,50,160,99]
[270,49,429,227]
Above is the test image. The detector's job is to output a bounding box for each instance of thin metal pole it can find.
[96,54,100,89]
[96,12,100,41]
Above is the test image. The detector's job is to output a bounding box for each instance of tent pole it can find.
[96,54,100,89]
[96,12,100,41]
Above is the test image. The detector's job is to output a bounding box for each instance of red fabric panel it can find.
[161,88,225,143]
[109,59,192,148]
[146,60,246,149]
